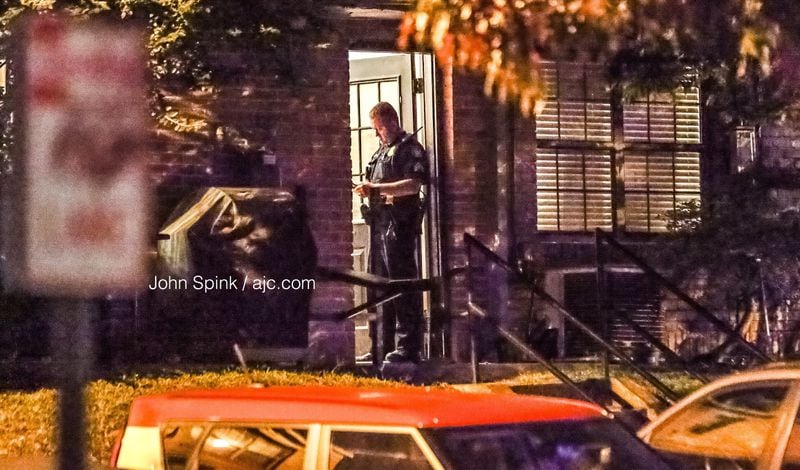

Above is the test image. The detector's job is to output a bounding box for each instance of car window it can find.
[161,423,308,470]
[423,418,670,470]
[328,430,434,470]
[163,424,206,470]
[648,382,790,467]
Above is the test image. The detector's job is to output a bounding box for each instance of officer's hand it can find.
[353,181,373,198]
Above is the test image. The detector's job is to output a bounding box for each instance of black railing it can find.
[464,233,681,404]
[314,266,463,368]
[594,229,771,367]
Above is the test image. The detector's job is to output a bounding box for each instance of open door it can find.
[347,51,439,359]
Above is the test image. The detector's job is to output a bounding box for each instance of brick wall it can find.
[761,118,800,173]
[147,44,355,366]
[441,70,549,359]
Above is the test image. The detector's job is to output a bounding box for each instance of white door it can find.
[348,51,439,358]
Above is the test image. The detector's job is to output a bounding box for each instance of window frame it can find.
[319,424,444,470]
[158,420,318,470]
[535,62,703,234]
[349,77,403,222]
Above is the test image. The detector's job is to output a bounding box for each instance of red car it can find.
[111,385,670,469]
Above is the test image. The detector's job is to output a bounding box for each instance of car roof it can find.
[126,385,605,428]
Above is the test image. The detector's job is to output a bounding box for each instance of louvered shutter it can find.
[536,149,613,231]
[563,272,662,357]
[536,63,613,231]
[623,74,700,144]
[536,63,612,142]
[624,151,699,231]
[535,64,702,233]
[622,71,701,232]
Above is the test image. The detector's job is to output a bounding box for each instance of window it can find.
[162,423,205,469]
[535,62,702,233]
[0,60,6,92]
[423,419,671,469]
[328,430,433,470]
[536,149,613,231]
[350,78,401,220]
[161,423,308,470]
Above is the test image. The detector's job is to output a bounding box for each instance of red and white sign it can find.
[6,15,150,295]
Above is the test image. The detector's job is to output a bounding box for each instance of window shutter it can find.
[623,72,701,144]
[536,63,612,142]
[535,64,701,233]
[536,149,613,231]
[624,151,700,232]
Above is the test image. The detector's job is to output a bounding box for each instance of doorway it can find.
[347,50,439,358]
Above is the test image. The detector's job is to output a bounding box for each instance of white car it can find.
[639,367,800,470]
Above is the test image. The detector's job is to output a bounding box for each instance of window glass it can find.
[358,83,379,127]
[649,382,789,468]
[162,423,206,470]
[424,418,670,469]
[197,426,307,470]
[536,62,612,142]
[162,424,307,470]
[349,84,358,128]
[329,430,433,470]
[379,81,401,114]
[622,80,701,144]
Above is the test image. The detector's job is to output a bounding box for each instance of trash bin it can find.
[147,187,317,361]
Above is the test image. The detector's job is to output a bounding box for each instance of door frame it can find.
[347,50,442,358]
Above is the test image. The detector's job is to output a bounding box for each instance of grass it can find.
[503,363,706,398]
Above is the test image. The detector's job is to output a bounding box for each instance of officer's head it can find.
[369,102,402,145]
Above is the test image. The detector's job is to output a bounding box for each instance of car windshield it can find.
[423,418,673,470]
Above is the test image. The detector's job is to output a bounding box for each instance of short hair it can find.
[369,102,399,125]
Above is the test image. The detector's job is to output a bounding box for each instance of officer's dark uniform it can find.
[364,131,427,361]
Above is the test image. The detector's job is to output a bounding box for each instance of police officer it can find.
[354,102,427,363]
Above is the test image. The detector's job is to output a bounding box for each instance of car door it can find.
[640,379,800,470]
[771,388,800,469]
[319,425,443,470]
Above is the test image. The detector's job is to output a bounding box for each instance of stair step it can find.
[610,374,671,420]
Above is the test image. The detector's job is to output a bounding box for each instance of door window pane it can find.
[329,430,433,470]
[358,83,379,127]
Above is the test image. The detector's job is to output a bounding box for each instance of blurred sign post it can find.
[4,15,150,470]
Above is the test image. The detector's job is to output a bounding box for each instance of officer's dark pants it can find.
[367,216,423,358]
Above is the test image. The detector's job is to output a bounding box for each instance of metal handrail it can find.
[314,265,465,367]
[464,233,680,403]
[595,229,770,364]
[467,301,614,416]
[594,231,709,385]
